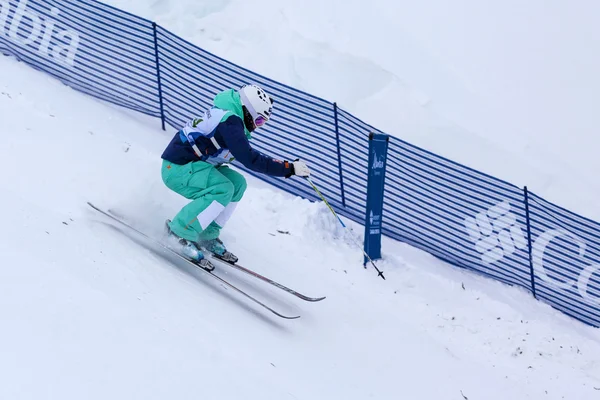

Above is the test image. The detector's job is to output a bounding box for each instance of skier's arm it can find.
[217,116,295,177]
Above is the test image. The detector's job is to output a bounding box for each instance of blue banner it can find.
[364,133,389,264]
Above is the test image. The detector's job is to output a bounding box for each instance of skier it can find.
[161,84,311,270]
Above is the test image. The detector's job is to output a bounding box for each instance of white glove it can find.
[292,160,311,177]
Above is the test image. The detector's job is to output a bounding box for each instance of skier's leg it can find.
[213,166,247,228]
[197,166,247,241]
[161,160,234,242]
[217,166,248,202]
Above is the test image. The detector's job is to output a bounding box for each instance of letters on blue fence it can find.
[1,0,598,327]
[527,192,600,326]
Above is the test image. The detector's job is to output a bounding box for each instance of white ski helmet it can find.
[238,84,274,128]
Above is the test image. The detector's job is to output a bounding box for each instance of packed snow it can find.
[1,44,600,400]
[109,0,600,221]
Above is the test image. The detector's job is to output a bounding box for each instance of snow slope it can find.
[1,52,600,398]
[107,0,600,220]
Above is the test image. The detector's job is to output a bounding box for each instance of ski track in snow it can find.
[1,50,600,399]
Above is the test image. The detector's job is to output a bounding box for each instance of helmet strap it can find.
[242,105,256,132]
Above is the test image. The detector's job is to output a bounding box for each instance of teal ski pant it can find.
[161,160,247,242]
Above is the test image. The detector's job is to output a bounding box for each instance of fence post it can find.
[152,22,166,131]
[363,132,389,265]
[333,102,346,207]
[524,186,537,299]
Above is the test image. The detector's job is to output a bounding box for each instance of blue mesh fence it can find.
[0,0,161,116]
[336,108,371,223]
[1,0,599,327]
[385,137,533,291]
[527,192,600,326]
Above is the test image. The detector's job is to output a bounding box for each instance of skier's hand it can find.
[291,160,310,177]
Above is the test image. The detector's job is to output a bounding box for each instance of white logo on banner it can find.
[464,200,527,264]
[369,210,381,235]
[372,151,384,170]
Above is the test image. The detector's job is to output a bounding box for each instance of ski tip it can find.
[281,314,301,320]
[87,202,106,215]
[304,296,326,302]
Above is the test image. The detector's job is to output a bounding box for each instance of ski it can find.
[87,202,300,320]
[209,255,326,302]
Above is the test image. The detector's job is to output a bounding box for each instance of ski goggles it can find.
[255,115,268,128]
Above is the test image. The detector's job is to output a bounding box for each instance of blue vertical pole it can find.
[333,102,346,207]
[152,22,166,131]
[524,186,537,299]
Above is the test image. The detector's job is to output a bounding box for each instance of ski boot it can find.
[164,220,215,271]
[199,238,239,264]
